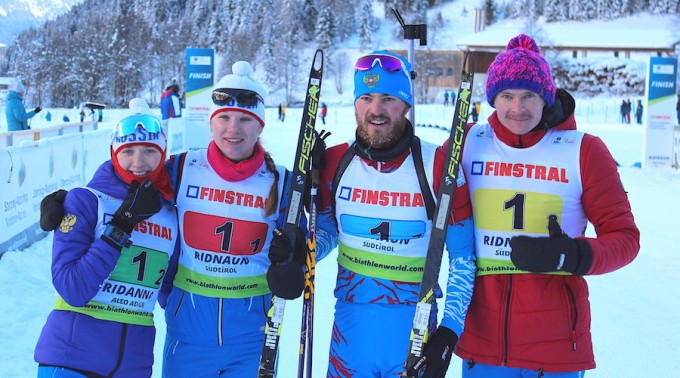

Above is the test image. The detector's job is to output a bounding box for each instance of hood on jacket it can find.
[535,88,576,131]
[6,91,23,101]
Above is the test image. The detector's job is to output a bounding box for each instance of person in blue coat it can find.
[5,79,40,131]
[34,98,178,378]
[160,78,182,122]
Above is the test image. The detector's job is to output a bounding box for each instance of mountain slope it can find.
[0,0,82,44]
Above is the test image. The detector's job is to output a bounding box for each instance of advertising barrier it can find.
[0,129,110,255]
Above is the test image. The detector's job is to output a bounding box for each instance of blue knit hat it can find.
[354,50,413,107]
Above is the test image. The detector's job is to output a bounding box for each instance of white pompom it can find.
[129,97,150,111]
[232,61,253,77]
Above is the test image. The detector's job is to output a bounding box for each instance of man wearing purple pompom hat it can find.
[455,34,640,377]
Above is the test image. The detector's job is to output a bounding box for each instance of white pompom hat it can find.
[210,61,267,126]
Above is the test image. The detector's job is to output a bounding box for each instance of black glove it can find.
[268,227,307,265]
[302,130,330,210]
[418,326,458,378]
[34,106,42,114]
[40,189,68,231]
[311,130,331,170]
[266,228,307,299]
[107,179,162,234]
[267,262,305,300]
[510,215,593,275]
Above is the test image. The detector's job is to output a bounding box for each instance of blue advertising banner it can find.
[643,57,678,169]
[185,48,215,150]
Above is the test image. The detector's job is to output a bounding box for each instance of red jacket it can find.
[455,90,640,372]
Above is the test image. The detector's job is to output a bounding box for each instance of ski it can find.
[402,52,474,378]
[298,180,318,378]
[258,48,324,378]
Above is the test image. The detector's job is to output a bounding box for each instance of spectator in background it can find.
[161,78,182,125]
[63,114,70,122]
[45,111,52,122]
[320,102,328,125]
[279,102,286,122]
[676,95,680,125]
[471,101,480,122]
[626,99,632,124]
[620,100,627,124]
[635,100,643,125]
[444,91,450,106]
[5,78,40,131]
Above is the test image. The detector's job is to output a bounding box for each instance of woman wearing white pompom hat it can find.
[159,61,319,377]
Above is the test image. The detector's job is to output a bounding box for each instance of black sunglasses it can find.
[212,88,264,108]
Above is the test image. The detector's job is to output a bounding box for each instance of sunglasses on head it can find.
[355,54,408,72]
[212,88,264,108]
[113,114,162,138]
[355,54,414,81]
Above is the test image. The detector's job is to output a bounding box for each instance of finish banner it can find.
[643,57,678,169]
[185,48,215,150]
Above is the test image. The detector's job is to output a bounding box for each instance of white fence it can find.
[0,118,188,256]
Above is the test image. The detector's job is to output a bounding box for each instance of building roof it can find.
[455,13,680,53]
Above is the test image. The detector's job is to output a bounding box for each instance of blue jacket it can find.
[5,90,36,131]
[34,161,175,377]
[160,89,182,120]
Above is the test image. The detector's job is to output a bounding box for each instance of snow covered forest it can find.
[1,0,678,108]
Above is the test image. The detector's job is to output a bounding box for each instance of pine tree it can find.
[412,0,428,24]
[581,0,598,20]
[358,0,373,48]
[331,0,356,41]
[483,0,497,26]
[301,0,319,41]
[543,0,569,22]
[316,7,335,52]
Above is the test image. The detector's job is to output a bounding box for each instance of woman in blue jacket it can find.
[5,79,40,131]
[34,99,178,377]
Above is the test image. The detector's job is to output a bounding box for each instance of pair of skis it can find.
[402,52,475,378]
[258,49,323,378]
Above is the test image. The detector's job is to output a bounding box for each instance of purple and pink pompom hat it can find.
[485,34,556,108]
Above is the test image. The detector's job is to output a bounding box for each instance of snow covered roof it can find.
[455,13,680,53]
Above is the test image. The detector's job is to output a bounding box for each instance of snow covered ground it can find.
[1,101,679,377]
